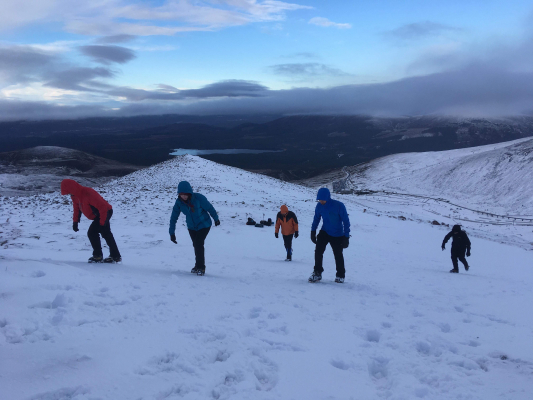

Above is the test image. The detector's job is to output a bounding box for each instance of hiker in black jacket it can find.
[442,225,471,273]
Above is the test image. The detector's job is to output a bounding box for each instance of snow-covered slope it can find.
[347,137,533,215]
[1,155,532,400]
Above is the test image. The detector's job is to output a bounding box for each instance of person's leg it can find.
[314,231,329,275]
[283,234,293,259]
[450,253,459,272]
[330,236,346,278]
[100,210,121,259]
[87,219,103,257]
[458,253,469,270]
[189,227,210,269]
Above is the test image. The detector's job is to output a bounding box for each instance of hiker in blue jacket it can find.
[309,188,350,283]
[169,181,220,275]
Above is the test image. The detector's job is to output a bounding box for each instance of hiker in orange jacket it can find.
[275,205,299,261]
[61,179,121,263]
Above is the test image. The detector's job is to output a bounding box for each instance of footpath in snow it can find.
[1,155,532,400]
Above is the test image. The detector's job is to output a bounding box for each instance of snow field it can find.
[1,155,533,399]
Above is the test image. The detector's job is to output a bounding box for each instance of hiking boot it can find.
[285,254,292,261]
[104,256,122,263]
[335,277,345,283]
[88,256,103,263]
[191,266,205,275]
[464,265,469,271]
[449,268,459,273]
[308,272,322,283]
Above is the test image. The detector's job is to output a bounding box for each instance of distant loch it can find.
[170,149,283,156]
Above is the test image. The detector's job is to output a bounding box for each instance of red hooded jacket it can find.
[61,179,112,226]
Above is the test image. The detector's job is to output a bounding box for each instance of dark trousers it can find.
[188,227,210,269]
[87,209,121,258]
[282,234,293,256]
[314,230,345,278]
[451,250,469,271]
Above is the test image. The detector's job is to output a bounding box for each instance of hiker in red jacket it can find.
[61,179,121,263]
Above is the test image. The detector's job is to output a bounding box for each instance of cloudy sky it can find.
[1,0,533,120]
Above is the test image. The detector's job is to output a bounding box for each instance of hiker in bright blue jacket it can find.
[169,181,220,275]
[308,187,350,283]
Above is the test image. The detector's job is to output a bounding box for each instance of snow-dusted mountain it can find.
[1,155,532,399]
[340,137,533,215]
[0,146,140,197]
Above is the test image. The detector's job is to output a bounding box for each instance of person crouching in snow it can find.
[275,205,299,261]
[60,179,121,263]
[309,188,350,283]
[442,224,471,273]
[169,181,220,276]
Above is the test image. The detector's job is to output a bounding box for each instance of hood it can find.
[316,188,331,201]
[452,224,461,233]
[61,179,82,196]
[280,205,289,214]
[177,181,193,195]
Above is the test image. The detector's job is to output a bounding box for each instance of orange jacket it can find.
[61,179,112,226]
[275,206,299,235]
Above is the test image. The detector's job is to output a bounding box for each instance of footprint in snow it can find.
[366,329,381,343]
[368,357,389,380]
[330,359,352,370]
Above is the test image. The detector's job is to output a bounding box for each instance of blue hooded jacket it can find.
[169,181,219,234]
[311,188,350,237]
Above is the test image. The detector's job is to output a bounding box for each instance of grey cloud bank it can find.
[79,45,137,65]
[384,21,462,40]
[2,64,533,121]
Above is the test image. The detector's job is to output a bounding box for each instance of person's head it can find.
[280,205,289,215]
[452,224,461,234]
[177,181,193,201]
[60,179,81,196]
[316,187,331,205]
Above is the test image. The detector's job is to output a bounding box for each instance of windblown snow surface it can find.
[1,154,532,400]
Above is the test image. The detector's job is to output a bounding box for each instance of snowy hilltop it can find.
[1,154,533,399]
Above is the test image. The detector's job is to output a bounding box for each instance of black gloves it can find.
[275,232,279,238]
[215,220,220,227]
[466,249,471,257]
[73,222,79,232]
[311,231,317,244]
[342,236,350,249]
[441,244,445,251]
[170,234,177,244]
[294,231,299,238]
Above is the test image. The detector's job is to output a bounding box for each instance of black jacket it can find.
[442,230,471,253]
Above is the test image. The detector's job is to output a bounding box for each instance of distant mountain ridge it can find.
[0,146,140,196]
[1,114,533,180]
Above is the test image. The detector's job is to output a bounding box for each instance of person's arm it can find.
[169,200,181,235]
[464,232,471,251]
[275,213,282,234]
[72,197,81,223]
[339,203,350,237]
[199,194,219,222]
[311,206,321,232]
[442,232,452,249]
[292,212,299,232]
